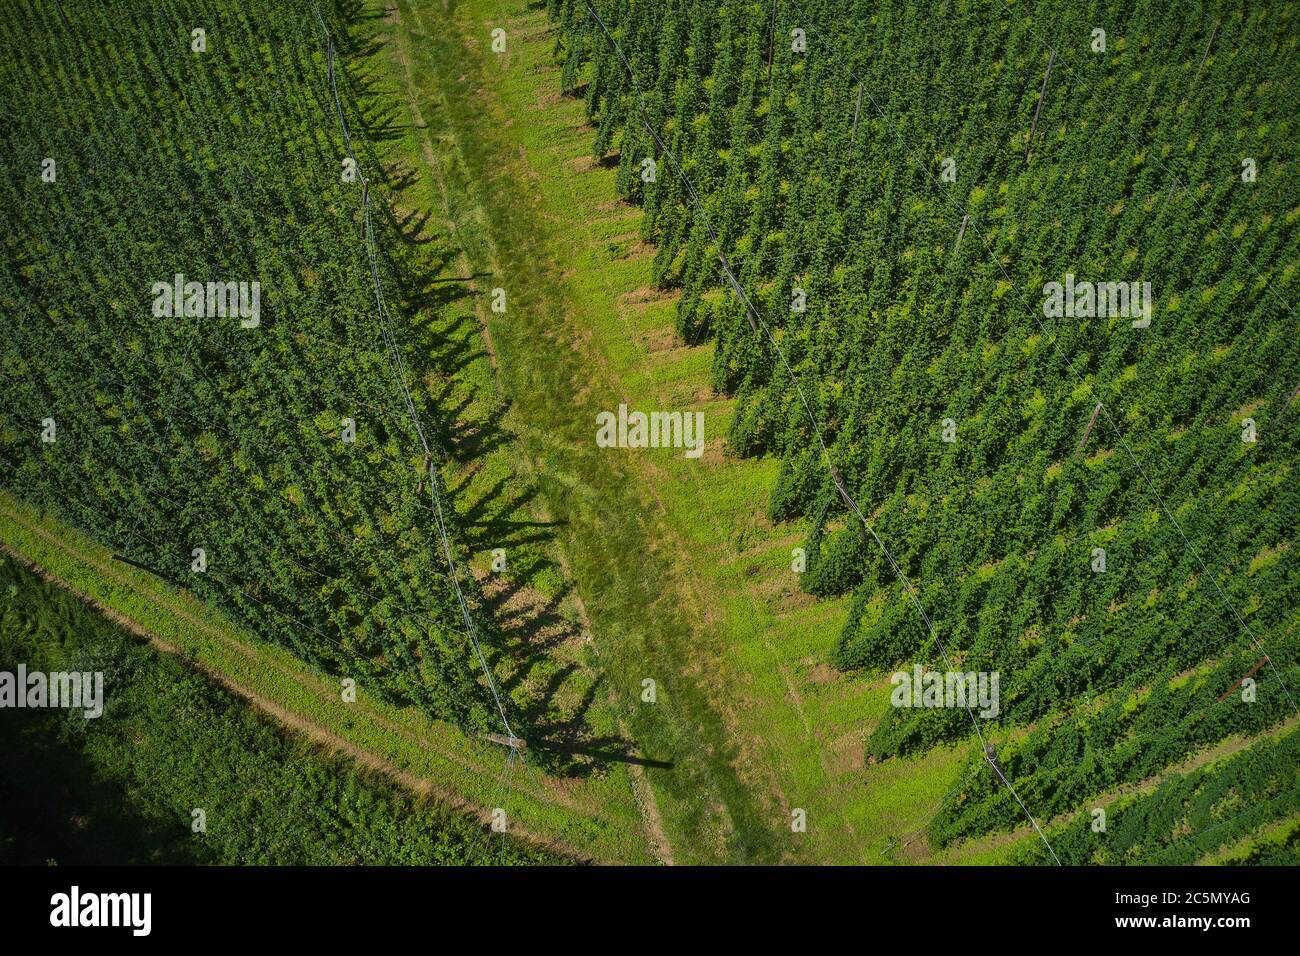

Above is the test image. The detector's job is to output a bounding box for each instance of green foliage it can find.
[553,0,1300,846]
[1008,727,1300,865]
[0,0,516,733]
[929,646,1300,846]
[0,554,562,865]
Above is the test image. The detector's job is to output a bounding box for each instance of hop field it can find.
[1,0,1296,869]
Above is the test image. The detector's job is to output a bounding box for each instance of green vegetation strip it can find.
[1012,722,1300,865]
[0,493,652,863]
[0,552,562,865]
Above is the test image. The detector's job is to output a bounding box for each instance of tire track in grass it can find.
[385,0,780,863]
[385,0,676,865]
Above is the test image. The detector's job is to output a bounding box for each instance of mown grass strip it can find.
[384,0,786,862]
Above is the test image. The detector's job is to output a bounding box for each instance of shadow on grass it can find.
[332,0,650,779]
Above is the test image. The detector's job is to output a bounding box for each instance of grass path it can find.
[381,0,783,863]
[379,1,672,864]
[375,0,993,863]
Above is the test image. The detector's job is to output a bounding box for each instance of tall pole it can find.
[1025,48,1056,161]
[1075,402,1103,454]
[850,82,864,144]
[767,0,778,79]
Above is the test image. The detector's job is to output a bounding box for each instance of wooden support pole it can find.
[415,449,432,496]
[829,464,867,539]
[829,464,855,511]
[483,732,527,750]
[1075,401,1103,454]
[53,0,71,28]
[983,742,1004,777]
[719,257,758,332]
[1025,49,1056,161]
[1217,656,1270,703]
[850,82,864,145]
[1194,19,1221,79]
[767,0,778,79]
[954,212,969,250]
